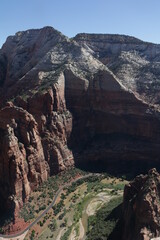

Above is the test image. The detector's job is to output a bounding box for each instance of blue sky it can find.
[0,0,160,47]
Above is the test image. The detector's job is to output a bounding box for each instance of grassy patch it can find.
[73,194,92,223]
[22,170,127,240]
[86,196,123,240]
[20,204,35,222]
[87,178,126,194]
[60,226,72,240]
[20,168,87,222]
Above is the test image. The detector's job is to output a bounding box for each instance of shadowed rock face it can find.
[0,27,160,215]
[123,168,160,240]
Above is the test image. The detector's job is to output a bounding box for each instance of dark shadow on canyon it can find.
[0,200,15,229]
[64,71,160,180]
[71,132,160,180]
[107,204,123,240]
[0,128,16,225]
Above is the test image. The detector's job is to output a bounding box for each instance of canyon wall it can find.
[123,168,160,240]
[0,27,160,214]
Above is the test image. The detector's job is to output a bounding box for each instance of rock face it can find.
[74,33,160,106]
[1,27,160,215]
[0,103,48,212]
[123,168,160,240]
[72,33,160,172]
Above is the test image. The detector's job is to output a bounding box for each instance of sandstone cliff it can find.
[123,168,160,240]
[0,27,160,215]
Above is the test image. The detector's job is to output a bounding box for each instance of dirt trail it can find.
[69,219,85,240]
[86,193,113,216]
[0,230,28,240]
[56,228,66,240]
[79,219,85,240]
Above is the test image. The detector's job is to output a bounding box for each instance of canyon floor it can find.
[19,169,127,240]
[0,168,127,240]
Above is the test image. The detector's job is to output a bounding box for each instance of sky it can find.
[0,0,160,47]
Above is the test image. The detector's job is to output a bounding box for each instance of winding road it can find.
[0,173,94,239]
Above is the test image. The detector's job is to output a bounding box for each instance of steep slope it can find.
[72,34,160,173]
[74,33,160,106]
[123,168,160,240]
[0,26,107,214]
[0,27,160,217]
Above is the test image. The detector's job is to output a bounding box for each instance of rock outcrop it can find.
[1,27,160,215]
[0,103,48,212]
[123,168,160,240]
[74,33,160,106]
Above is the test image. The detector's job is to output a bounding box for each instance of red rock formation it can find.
[1,27,160,217]
[65,68,160,173]
[0,74,74,213]
[123,169,160,240]
[0,104,48,212]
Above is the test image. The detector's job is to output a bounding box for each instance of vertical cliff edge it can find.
[0,27,160,216]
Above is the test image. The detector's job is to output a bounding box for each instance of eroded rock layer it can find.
[123,168,160,240]
[0,27,160,214]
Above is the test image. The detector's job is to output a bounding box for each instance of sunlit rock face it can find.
[74,33,160,105]
[0,27,160,214]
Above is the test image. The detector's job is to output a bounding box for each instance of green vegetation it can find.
[0,227,4,234]
[30,230,35,240]
[52,200,65,215]
[73,194,92,223]
[86,196,123,240]
[87,178,125,193]
[20,168,87,223]
[21,168,127,240]
[60,226,72,240]
[20,205,35,222]
[58,208,67,220]
[75,223,80,236]
[48,219,57,232]
[64,175,100,195]
[37,64,67,93]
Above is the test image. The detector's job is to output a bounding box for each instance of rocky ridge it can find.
[123,168,160,240]
[0,27,160,216]
[74,33,160,106]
